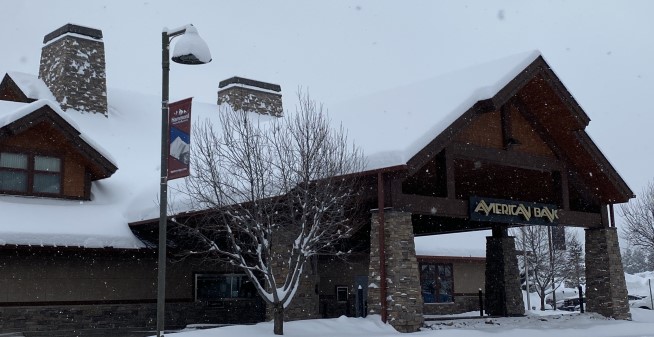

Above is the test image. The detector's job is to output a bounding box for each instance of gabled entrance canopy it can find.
[356,53,635,329]
[362,53,633,234]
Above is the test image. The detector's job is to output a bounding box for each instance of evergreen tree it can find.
[564,233,585,286]
[622,247,649,274]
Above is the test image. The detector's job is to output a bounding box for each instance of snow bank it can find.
[158,310,654,337]
[166,315,399,337]
[625,271,654,296]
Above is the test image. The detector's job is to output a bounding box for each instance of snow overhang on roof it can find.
[329,50,544,172]
[2,72,58,102]
[0,99,117,180]
[328,50,633,203]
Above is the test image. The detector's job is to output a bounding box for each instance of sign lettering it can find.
[470,197,559,225]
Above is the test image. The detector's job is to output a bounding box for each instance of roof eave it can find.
[0,105,118,180]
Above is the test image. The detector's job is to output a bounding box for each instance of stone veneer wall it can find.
[585,227,631,320]
[278,259,321,321]
[422,296,482,316]
[218,86,283,117]
[39,25,108,115]
[0,300,264,336]
[265,228,320,321]
[368,210,424,332]
[484,235,524,316]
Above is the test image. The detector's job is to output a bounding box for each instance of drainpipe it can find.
[377,172,388,323]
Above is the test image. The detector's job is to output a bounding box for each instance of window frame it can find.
[194,273,257,302]
[336,285,349,303]
[0,150,64,197]
[419,262,455,304]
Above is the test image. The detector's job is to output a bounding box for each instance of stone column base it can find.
[585,227,631,320]
[368,210,424,332]
[485,234,525,316]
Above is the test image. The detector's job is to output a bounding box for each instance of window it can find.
[420,263,454,303]
[0,152,61,196]
[336,286,349,302]
[195,274,257,301]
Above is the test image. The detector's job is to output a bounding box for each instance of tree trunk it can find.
[274,302,284,335]
[540,289,545,311]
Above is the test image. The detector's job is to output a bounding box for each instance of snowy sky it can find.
[1,0,652,205]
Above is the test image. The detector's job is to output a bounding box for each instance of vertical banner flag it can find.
[167,97,192,180]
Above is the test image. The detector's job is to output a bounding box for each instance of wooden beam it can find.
[500,104,513,150]
[394,193,468,218]
[395,192,602,228]
[557,210,602,228]
[447,142,562,172]
[560,166,570,211]
[445,150,456,199]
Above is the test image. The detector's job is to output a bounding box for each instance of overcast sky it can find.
[1,0,652,204]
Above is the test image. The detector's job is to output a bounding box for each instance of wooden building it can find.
[0,23,634,335]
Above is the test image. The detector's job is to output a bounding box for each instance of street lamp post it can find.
[158,24,211,337]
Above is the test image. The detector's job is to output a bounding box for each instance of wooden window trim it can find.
[0,150,64,198]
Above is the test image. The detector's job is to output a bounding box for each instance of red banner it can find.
[167,97,192,180]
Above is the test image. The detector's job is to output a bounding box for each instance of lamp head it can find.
[171,25,212,65]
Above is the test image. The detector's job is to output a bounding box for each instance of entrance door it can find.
[355,275,368,317]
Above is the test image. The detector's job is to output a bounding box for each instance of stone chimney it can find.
[218,77,283,117]
[39,23,108,115]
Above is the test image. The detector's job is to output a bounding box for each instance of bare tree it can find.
[621,181,654,251]
[177,92,364,335]
[513,225,567,310]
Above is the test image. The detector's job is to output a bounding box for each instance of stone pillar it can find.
[584,227,631,320]
[484,228,525,316]
[368,210,423,332]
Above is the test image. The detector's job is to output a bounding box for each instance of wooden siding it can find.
[1,122,89,198]
[509,103,556,158]
[454,106,555,159]
[455,110,503,149]
[0,248,220,303]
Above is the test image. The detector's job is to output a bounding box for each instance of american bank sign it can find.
[469,196,559,225]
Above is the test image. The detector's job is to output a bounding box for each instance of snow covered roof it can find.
[329,50,541,171]
[414,232,488,258]
[0,98,117,171]
[0,50,607,251]
[4,72,57,102]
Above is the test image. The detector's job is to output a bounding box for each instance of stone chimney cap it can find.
[219,76,281,93]
[43,24,103,44]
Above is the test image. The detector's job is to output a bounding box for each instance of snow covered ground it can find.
[158,272,654,337]
[160,309,654,337]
